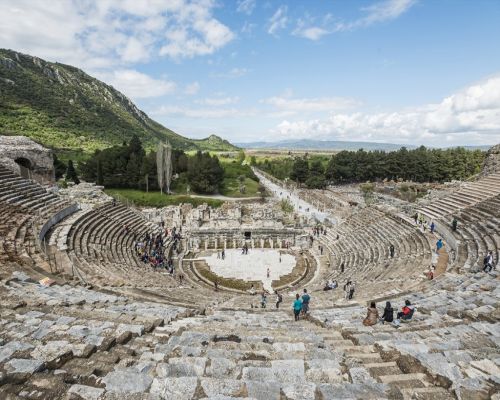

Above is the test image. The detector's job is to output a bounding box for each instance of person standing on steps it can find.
[293,293,302,321]
[436,238,444,253]
[344,280,351,300]
[260,291,267,308]
[221,249,225,260]
[275,290,282,308]
[430,221,435,234]
[389,244,395,258]
[341,262,345,273]
[483,251,494,272]
[301,289,311,314]
[349,282,356,300]
[452,217,458,232]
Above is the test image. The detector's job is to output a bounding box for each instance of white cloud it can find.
[211,67,249,78]
[96,70,176,99]
[197,96,240,106]
[270,75,500,146]
[0,0,234,69]
[237,0,256,15]
[336,0,417,32]
[262,94,359,113]
[241,21,256,35]
[185,81,201,95]
[293,26,330,41]
[268,5,288,36]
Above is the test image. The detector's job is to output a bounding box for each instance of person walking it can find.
[221,249,225,260]
[452,217,458,232]
[436,238,444,253]
[301,289,311,314]
[430,222,435,234]
[261,292,267,308]
[275,290,283,309]
[341,262,345,273]
[483,251,494,272]
[389,244,395,258]
[293,294,302,321]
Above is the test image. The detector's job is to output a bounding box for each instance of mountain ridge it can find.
[0,48,238,154]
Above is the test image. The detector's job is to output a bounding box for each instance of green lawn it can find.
[220,177,259,197]
[105,189,223,208]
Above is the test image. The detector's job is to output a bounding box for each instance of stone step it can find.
[400,386,455,400]
[378,372,428,385]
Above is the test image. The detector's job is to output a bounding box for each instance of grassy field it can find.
[105,189,223,208]
[220,177,259,197]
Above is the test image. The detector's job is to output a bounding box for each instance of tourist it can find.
[293,294,302,321]
[425,266,435,280]
[301,288,311,314]
[396,300,415,322]
[436,238,444,253]
[349,282,356,300]
[380,301,394,324]
[413,213,418,224]
[221,249,225,260]
[267,267,270,278]
[249,284,256,295]
[483,251,494,272]
[452,217,458,231]
[275,290,282,308]
[341,262,345,273]
[323,279,334,291]
[363,302,379,326]
[344,280,351,299]
[214,280,218,291]
[430,221,435,233]
[261,292,267,308]
[389,244,395,258]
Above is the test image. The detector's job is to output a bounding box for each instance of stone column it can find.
[205,238,208,250]
[270,238,274,248]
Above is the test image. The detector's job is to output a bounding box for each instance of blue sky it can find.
[1,0,500,146]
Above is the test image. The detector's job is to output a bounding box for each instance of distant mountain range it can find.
[236,139,492,151]
[0,48,238,154]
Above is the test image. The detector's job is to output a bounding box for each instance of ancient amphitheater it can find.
[0,143,499,400]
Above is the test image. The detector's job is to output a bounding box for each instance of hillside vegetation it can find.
[0,49,237,154]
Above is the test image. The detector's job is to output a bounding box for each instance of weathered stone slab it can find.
[102,369,153,393]
[68,384,105,400]
[150,376,198,400]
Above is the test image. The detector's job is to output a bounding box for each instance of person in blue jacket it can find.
[293,294,302,321]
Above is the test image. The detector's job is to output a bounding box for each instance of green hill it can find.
[0,49,238,155]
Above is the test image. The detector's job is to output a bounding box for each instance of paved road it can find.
[253,168,336,224]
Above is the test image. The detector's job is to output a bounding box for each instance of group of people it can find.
[344,280,356,300]
[133,229,179,274]
[292,289,311,321]
[363,299,415,327]
[323,279,338,291]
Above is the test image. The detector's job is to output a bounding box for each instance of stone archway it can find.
[14,157,33,180]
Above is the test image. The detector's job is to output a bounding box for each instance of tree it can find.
[66,160,80,184]
[187,151,224,194]
[96,159,104,186]
[306,160,326,189]
[53,154,66,180]
[237,150,246,164]
[238,174,246,193]
[156,141,173,194]
[290,157,309,185]
[250,156,257,166]
[257,183,266,201]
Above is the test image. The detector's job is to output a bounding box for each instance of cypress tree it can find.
[66,160,80,184]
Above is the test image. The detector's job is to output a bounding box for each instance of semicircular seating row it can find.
[0,163,71,266]
[318,207,433,299]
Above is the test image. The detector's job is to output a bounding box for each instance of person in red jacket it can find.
[397,300,415,321]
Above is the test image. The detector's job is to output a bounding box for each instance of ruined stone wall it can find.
[0,135,55,184]
[480,143,500,177]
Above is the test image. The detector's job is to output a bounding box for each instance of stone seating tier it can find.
[1,270,462,400]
